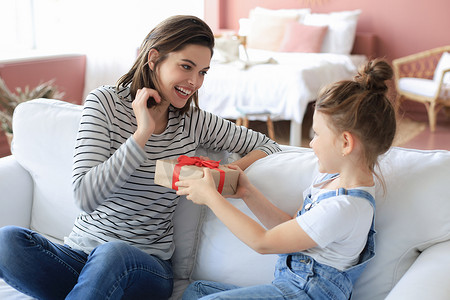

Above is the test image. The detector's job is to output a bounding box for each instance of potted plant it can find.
[0,78,64,147]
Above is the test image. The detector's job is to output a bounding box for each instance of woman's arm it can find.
[195,111,281,169]
[176,168,317,254]
[230,149,267,171]
[72,88,147,213]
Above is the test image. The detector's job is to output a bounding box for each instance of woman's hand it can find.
[132,88,162,148]
[176,168,220,206]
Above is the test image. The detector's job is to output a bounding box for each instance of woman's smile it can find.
[174,85,193,98]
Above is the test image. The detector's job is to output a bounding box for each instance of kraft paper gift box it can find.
[154,155,239,195]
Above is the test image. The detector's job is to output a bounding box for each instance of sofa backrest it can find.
[12,99,83,242]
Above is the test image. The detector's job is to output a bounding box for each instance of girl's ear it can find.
[341,131,355,156]
[148,49,159,71]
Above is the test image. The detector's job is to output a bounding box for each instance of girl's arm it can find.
[225,165,292,229]
[176,169,317,254]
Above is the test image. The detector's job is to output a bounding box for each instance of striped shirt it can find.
[65,85,281,259]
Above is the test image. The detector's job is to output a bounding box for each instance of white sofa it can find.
[1,98,450,300]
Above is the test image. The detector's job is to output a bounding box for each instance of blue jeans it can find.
[0,226,173,300]
[182,254,352,299]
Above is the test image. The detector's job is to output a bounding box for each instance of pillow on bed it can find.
[246,7,311,51]
[302,9,361,54]
[279,22,328,53]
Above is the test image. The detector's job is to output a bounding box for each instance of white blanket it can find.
[199,49,365,125]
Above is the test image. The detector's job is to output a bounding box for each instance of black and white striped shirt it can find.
[65,85,281,259]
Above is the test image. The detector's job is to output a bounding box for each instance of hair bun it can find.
[354,58,393,93]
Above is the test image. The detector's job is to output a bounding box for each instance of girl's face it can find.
[309,111,343,174]
[154,44,211,108]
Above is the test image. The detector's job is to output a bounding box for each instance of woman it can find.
[0,15,280,300]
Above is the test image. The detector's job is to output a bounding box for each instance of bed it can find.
[198,8,375,146]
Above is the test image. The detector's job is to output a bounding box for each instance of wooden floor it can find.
[399,108,450,151]
[1,103,450,159]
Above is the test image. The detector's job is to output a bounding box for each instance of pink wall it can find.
[0,55,86,105]
[0,54,86,158]
[204,0,450,61]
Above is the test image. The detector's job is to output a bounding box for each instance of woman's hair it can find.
[116,15,214,114]
[315,58,396,185]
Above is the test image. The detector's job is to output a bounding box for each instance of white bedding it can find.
[198,48,366,146]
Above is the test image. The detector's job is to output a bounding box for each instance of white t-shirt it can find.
[296,178,374,271]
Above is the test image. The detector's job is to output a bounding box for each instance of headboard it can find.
[352,32,376,59]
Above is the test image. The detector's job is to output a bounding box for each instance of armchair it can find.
[393,45,450,131]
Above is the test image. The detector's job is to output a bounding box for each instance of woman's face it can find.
[154,44,211,108]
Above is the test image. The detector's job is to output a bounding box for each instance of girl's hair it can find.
[315,59,396,186]
[116,15,214,114]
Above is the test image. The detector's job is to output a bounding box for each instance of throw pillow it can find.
[279,22,328,53]
[302,9,361,54]
[246,7,311,51]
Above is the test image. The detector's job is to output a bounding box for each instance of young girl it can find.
[0,15,280,300]
[177,59,397,300]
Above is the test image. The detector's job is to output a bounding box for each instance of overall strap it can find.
[317,188,375,209]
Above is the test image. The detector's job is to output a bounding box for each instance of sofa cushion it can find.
[353,147,450,299]
[0,280,34,299]
[12,99,83,242]
[191,147,450,300]
[398,77,439,98]
[172,147,234,281]
[191,147,319,285]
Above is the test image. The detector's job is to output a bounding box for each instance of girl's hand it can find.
[132,88,162,148]
[176,168,220,206]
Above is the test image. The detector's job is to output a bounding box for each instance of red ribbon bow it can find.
[172,155,225,193]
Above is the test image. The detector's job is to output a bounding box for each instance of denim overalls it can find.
[273,174,376,299]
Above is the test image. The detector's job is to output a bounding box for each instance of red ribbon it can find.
[172,155,225,193]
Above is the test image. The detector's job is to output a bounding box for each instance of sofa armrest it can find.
[386,240,450,300]
[0,155,33,228]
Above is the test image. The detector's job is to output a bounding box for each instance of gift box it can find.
[154,155,239,195]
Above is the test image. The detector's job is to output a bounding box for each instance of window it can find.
[0,0,205,59]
